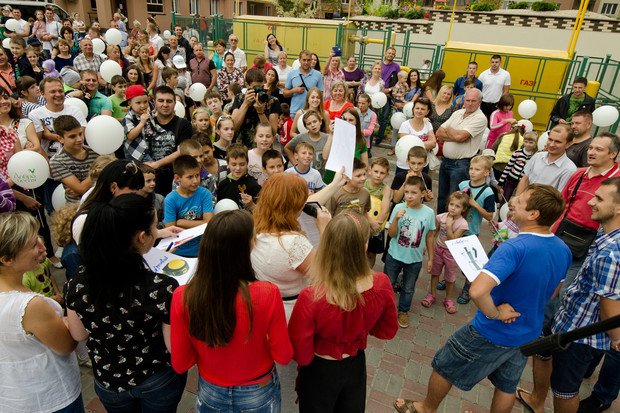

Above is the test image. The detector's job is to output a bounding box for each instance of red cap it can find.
[120,85,149,106]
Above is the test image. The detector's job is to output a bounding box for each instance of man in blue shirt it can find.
[453,61,483,98]
[518,177,620,413]
[284,50,323,116]
[394,184,571,413]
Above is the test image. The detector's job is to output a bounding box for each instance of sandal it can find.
[457,289,470,304]
[436,280,446,290]
[394,399,418,413]
[443,299,457,314]
[421,293,435,308]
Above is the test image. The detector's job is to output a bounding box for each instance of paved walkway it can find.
[62,143,620,413]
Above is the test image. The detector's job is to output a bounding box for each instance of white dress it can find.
[0,291,81,412]
[251,233,313,321]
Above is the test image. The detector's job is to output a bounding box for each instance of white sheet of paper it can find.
[143,247,197,286]
[324,117,356,179]
[155,223,207,251]
[445,235,489,282]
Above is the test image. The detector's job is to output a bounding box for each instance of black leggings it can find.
[298,350,366,413]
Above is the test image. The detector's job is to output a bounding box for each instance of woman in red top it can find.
[324,80,354,120]
[289,211,398,412]
[170,210,293,413]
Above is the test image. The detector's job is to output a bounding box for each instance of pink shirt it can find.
[486,109,513,149]
[436,212,469,248]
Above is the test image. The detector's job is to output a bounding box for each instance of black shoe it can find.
[578,394,611,413]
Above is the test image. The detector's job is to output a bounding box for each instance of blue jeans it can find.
[376,99,392,144]
[195,368,281,413]
[384,252,422,313]
[94,367,187,413]
[55,395,85,413]
[592,350,620,405]
[437,157,471,214]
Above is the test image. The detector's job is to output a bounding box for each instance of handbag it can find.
[555,171,598,259]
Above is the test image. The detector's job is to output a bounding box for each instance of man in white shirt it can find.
[515,124,577,195]
[479,54,511,121]
[227,34,247,71]
[41,7,62,58]
[4,7,29,38]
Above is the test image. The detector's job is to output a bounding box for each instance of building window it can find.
[601,2,618,14]
[342,0,349,3]
[146,0,164,14]
[172,0,180,13]
[211,0,219,15]
[265,6,271,15]
[249,3,256,14]
[190,0,199,15]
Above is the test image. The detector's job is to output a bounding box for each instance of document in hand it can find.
[324,117,355,179]
[445,235,489,282]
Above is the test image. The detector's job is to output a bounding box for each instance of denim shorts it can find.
[195,367,281,413]
[551,342,605,399]
[431,322,527,394]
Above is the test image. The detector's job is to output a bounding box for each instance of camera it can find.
[252,86,270,104]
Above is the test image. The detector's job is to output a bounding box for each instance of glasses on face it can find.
[230,38,238,42]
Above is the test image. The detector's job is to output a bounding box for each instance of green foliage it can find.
[404,9,426,19]
[471,2,498,11]
[382,8,402,19]
[531,1,559,10]
[508,1,530,8]
[274,0,317,17]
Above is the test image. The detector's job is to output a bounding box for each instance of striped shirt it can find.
[552,227,620,350]
[498,148,533,185]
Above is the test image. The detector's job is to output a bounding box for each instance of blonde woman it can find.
[323,50,345,101]
[289,211,398,412]
[357,61,385,101]
[136,45,158,91]
[429,85,455,133]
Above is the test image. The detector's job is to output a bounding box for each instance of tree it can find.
[274,0,318,17]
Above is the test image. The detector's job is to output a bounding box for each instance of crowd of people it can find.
[0,6,619,413]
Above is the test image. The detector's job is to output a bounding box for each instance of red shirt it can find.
[324,100,354,120]
[170,281,293,386]
[280,117,293,145]
[288,272,398,366]
[554,163,620,231]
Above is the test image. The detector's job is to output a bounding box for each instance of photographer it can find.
[232,67,281,148]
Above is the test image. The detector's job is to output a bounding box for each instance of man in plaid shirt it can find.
[72,38,105,86]
[519,177,620,413]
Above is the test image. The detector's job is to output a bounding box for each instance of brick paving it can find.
[61,142,620,413]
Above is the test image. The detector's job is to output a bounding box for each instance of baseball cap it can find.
[27,38,42,46]
[121,85,149,106]
[481,148,496,158]
[172,55,186,69]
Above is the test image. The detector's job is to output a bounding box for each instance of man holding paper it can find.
[394,184,571,413]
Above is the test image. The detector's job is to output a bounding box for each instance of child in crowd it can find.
[326,158,371,217]
[248,122,276,185]
[385,176,435,328]
[357,93,377,150]
[365,157,391,268]
[498,131,538,202]
[262,149,285,179]
[487,94,516,149]
[224,83,242,114]
[391,70,410,110]
[79,154,116,203]
[109,75,129,121]
[173,57,191,94]
[26,47,44,83]
[10,37,35,79]
[162,66,179,91]
[278,102,293,148]
[217,143,261,211]
[191,107,213,139]
[137,163,165,228]
[22,239,63,304]
[121,84,155,162]
[453,77,476,109]
[489,198,519,257]
[213,115,235,160]
[284,110,328,176]
[285,142,325,193]
[424,191,469,314]
[204,90,224,129]
[290,87,330,137]
[42,59,59,78]
[163,155,214,257]
[173,139,208,190]
[452,155,496,304]
[49,115,98,203]
[391,147,433,204]
[193,132,228,204]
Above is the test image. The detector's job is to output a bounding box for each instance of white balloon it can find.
[517,99,537,119]
[403,102,414,118]
[214,199,239,214]
[5,19,20,32]
[7,151,50,189]
[371,92,387,108]
[52,185,66,211]
[85,115,124,154]
[538,131,549,151]
[395,134,425,164]
[163,30,171,40]
[592,105,619,127]
[99,60,122,83]
[64,98,89,118]
[174,101,185,117]
[292,59,301,70]
[92,38,106,55]
[2,38,10,49]
[297,115,308,134]
[105,28,122,45]
[390,112,407,130]
[499,203,509,221]
[189,83,207,102]
[517,119,533,132]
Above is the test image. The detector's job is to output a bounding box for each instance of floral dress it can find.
[216,67,244,103]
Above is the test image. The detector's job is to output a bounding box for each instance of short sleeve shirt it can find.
[441,108,487,159]
[151,116,193,162]
[287,133,328,175]
[387,203,436,264]
[49,146,99,203]
[285,166,325,193]
[326,187,371,217]
[523,152,577,192]
[285,69,324,115]
[231,94,281,148]
[28,104,87,157]
[436,212,469,248]
[458,180,496,236]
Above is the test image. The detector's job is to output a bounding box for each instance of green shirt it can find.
[88,91,113,118]
[110,94,129,120]
[22,258,55,297]
[566,95,585,122]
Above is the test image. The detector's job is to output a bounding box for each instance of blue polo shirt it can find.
[285,68,323,115]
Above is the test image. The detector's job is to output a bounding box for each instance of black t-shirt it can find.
[151,116,192,162]
[391,171,433,193]
[217,174,261,210]
[231,93,282,148]
[213,143,227,160]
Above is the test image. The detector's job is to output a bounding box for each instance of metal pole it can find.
[447,0,457,43]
